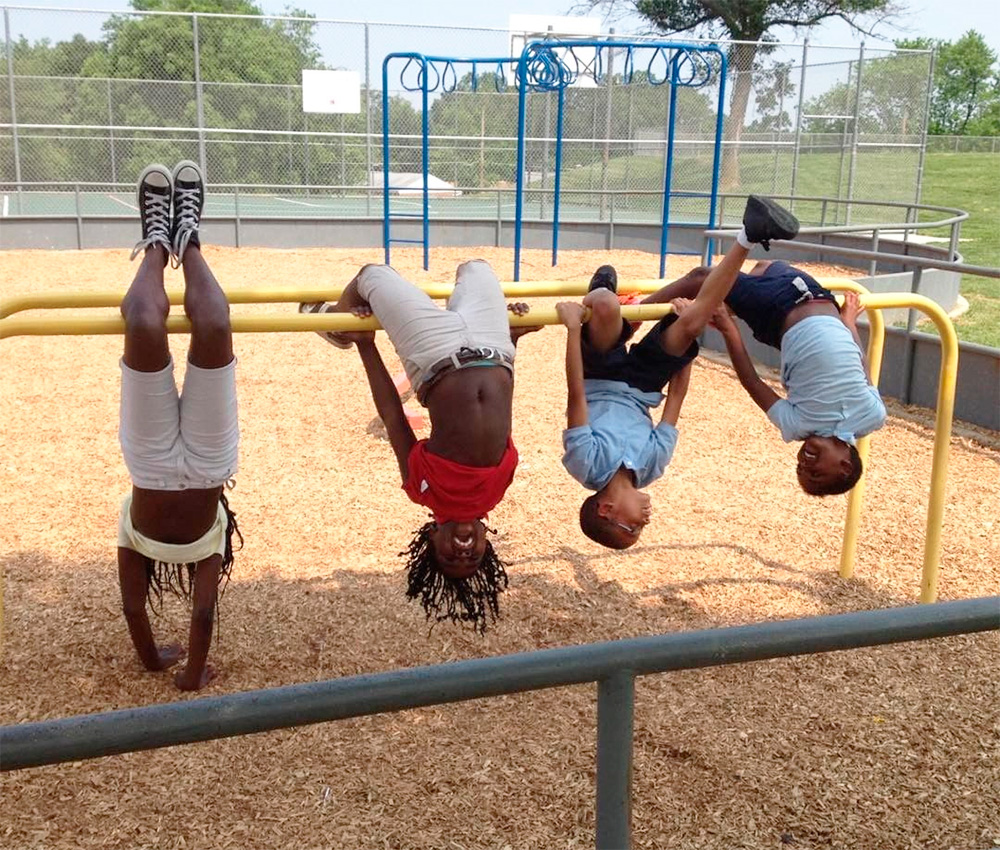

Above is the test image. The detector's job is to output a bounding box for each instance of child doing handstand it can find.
[117,162,242,690]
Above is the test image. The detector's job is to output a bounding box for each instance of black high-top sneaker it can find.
[742,195,800,251]
[129,164,173,261]
[170,160,205,266]
[588,264,618,293]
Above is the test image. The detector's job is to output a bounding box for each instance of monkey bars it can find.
[0,280,958,604]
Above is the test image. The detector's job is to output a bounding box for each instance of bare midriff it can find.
[424,366,513,467]
[130,486,224,544]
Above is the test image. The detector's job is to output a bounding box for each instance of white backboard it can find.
[301,69,361,114]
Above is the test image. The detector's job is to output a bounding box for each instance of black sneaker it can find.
[170,160,205,266]
[129,164,173,261]
[743,195,799,251]
[588,264,618,293]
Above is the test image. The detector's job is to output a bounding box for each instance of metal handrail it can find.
[2,597,996,850]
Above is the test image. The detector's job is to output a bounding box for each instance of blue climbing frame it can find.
[381,52,519,270]
[513,39,728,280]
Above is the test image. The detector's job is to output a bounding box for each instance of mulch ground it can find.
[1,245,998,850]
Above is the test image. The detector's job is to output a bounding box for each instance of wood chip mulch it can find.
[1,245,998,850]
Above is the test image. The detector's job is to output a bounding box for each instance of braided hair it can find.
[403,521,509,635]
[143,491,243,618]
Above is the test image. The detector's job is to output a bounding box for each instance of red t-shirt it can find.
[402,438,519,523]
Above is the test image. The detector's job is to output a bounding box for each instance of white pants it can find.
[357,261,516,391]
[119,357,239,490]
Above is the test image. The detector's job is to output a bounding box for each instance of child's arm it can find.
[556,301,589,428]
[118,547,183,672]
[356,338,417,481]
[660,362,691,426]
[174,554,221,691]
[839,292,874,381]
[712,306,781,413]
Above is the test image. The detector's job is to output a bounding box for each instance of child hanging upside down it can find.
[301,261,539,633]
[117,161,242,691]
[644,257,886,496]
[556,195,800,549]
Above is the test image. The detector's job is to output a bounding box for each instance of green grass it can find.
[917,153,1000,348]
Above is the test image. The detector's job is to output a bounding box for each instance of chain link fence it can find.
[0,7,937,225]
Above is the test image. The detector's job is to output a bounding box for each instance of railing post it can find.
[596,671,634,850]
[608,191,615,250]
[495,187,502,247]
[74,184,82,250]
[868,228,879,281]
[234,184,241,248]
[901,266,924,405]
[192,14,207,175]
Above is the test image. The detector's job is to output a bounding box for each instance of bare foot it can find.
[174,663,217,691]
[148,643,185,671]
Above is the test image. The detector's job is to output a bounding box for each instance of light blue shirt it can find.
[767,315,887,445]
[562,379,679,491]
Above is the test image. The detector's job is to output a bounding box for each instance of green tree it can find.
[584,0,900,187]
[928,31,999,135]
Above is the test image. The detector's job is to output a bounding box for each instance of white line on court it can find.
[270,195,325,208]
[107,193,139,211]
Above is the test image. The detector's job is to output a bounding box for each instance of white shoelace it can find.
[171,184,202,267]
[129,190,171,260]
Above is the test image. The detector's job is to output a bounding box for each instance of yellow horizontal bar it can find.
[0,281,643,318]
[0,277,864,318]
[0,303,681,340]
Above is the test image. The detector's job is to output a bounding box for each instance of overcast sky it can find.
[15,0,1000,51]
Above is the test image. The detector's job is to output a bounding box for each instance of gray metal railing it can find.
[3,598,998,849]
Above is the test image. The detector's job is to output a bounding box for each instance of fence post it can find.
[599,30,614,222]
[192,14,207,174]
[106,78,117,185]
[4,8,22,195]
[868,228,879,281]
[596,671,634,850]
[789,39,809,210]
[845,42,865,224]
[914,48,935,206]
[364,22,372,217]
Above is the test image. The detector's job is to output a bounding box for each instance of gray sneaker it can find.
[129,164,173,261]
[170,160,204,266]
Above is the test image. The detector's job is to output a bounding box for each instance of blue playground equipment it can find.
[381,40,727,278]
[381,52,519,270]
[513,40,727,280]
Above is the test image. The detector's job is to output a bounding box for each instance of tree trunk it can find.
[721,41,759,190]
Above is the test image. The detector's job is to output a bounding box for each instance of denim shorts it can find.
[725,261,838,349]
[581,314,698,394]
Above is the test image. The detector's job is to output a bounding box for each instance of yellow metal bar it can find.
[862,293,957,603]
[1,281,649,318]
[0,303,682,340]
[0,277,858,318]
